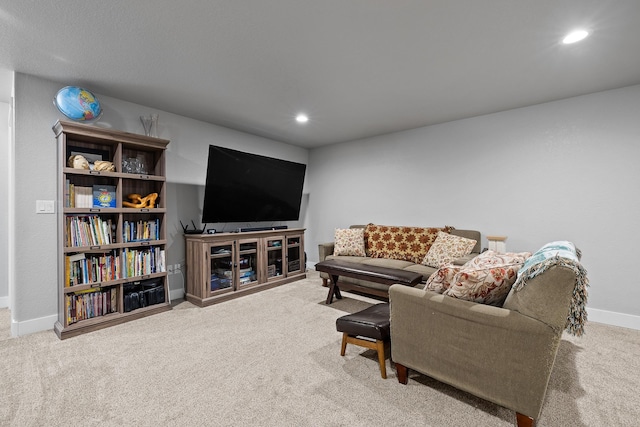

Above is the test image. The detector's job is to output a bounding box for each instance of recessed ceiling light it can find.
[295,113,309,124]
[562,29,589,44]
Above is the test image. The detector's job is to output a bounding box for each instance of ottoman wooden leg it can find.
[340,333,348,356]
[340,334,388,379]
[376,339,387,379]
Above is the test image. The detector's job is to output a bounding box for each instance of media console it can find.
[184,228,305,307]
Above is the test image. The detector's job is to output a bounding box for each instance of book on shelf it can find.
[66,287,117,325]
[66,216,114,247]
[123,219,160,242]
[92,185,116,208]
[64,179,70,208]
[121,247,165,278]
[65,251,120,286]
[66,184,93,208]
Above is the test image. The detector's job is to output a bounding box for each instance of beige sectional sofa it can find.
[389,241,589,426]
[317,224,482,296]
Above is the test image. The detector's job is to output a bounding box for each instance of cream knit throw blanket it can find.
[512,243,589,336]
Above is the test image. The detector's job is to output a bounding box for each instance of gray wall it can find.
[11,72,308,335]
[10,71,640,333]
[0,102,9,308]
[307,84,640,328]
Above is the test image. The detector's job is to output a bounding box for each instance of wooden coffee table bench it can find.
[315,259,423,304]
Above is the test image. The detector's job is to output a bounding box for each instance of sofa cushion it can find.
[364,223,450,264]
[403,263,438,282]
[422,231,477,268]
[361,258,416,270]
[333,228,366,256]
[442,250,532,306]
[326,255,368,264]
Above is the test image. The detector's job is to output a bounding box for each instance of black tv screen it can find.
[202,145,306,223]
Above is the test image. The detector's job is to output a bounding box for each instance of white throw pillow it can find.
[333,228,366,257]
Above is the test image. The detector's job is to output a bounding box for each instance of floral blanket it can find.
[512,241,589,336]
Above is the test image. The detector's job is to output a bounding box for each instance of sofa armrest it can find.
[389,285,562,420]
[502,264,576,332]
[318,242,335,262]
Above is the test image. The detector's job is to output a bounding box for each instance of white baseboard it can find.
[587,307,640,331]
[11,313,57,337]
[7,298,638,338]
[0,295,8,308]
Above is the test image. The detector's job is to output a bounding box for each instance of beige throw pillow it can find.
[333,228,366,257]
[422,231,477,268]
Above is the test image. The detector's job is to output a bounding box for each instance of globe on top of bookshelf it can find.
[54,86,103,122]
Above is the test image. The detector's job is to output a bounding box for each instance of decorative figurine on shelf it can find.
[68,154,90,169]
[93,160,115,172]
[123,192,158,208]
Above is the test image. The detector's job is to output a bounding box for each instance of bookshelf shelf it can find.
[53,120,171,339]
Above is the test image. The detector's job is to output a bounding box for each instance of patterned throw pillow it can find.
[422,231,477,268]
[333,228,366,256]
[465,250,532,269]
[364,224,450,264]
[424,265,462,293]
[443,250,532,306]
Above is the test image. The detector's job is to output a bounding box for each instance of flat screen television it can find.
[202,145,306,223]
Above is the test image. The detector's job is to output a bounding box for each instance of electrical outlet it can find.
[175,263,182,272]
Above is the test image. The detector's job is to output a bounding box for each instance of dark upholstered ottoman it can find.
[335,302,390,379]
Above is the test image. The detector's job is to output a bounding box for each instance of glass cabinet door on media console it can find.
[53,120,171,339]
[209,240,235,297]
[237,238,259,289]
[286,235,303,276]
[264,236,285,282]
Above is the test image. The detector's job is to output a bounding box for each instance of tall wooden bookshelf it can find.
[53,120,171,339]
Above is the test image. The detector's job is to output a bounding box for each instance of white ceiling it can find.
[1,1,639,148]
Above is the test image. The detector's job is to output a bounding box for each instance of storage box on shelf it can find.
[185,229,306,307]
[53,120,171,339]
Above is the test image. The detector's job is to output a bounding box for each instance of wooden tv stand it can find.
[184,228,305,307]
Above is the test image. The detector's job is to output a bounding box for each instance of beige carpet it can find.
[1,272,639,426]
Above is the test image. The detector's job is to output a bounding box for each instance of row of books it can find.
[122,247,166,278]
[65,252,119,287]
[66,215,114,247]
[66,287,117,325]
[65,246,166,287]
[123,219,160,242]
[65,182,117,208]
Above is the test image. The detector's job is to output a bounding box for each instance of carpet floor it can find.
[1,272,639,426]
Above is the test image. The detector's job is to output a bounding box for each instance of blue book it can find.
[93,185,116,208]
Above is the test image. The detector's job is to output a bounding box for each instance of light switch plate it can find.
[36,200,55,214]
